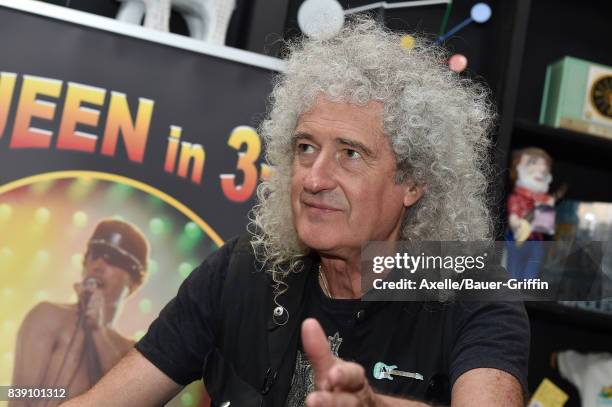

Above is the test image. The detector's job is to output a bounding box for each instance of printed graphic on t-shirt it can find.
[599,385,612,405]
[284,332,343,407]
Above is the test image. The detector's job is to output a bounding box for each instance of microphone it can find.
[78,277,99,320]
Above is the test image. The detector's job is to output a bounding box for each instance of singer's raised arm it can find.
[74,281,136,373]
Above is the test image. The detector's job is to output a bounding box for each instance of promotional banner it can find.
[0,1,282,405]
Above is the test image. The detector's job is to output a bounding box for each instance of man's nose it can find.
[303,153,337,193]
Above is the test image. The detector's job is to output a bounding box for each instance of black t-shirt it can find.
[136,237,530,405]
[305,269,361,340]
[285,272,361,405]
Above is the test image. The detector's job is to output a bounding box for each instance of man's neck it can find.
[104,304,121,327]
[319,256,362,299]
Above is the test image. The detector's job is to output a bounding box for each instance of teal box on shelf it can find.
[539,56,612,140]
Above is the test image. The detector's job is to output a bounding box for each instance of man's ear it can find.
[403,182,425,208]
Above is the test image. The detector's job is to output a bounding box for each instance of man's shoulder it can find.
[18,301,77,334]
[443,301,527,328]
[27,301,76,319]
[197,234,252,272]
[414,301,528,336]
[187,233,266,288]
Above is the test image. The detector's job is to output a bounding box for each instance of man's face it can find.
[290,97,422,257]
[82,248,133,304]
[516,153,551,193]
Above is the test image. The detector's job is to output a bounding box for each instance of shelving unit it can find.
[514,120,612,154]
[527,302,612,334]
[512,120,612,204]
[498,1,612,404]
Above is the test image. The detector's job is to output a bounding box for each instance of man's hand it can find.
[74,282,105,330]
[302,318,380,407]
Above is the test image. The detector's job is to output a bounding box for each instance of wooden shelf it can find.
[526,301,612,334]
[514,119,612,152]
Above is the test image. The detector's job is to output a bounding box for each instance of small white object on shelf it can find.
[116,0,236,45]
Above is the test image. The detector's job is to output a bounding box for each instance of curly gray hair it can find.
[249,16,496,285]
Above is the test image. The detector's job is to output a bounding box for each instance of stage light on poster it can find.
[3,352,12,366]
[147,195,165,209]
[179,222,202,252]
[71,253,84,270]
[73,211,89,228]
[34,207,51,224]
[149,217,166,236]
[184,222,201,240]
[35,290,49,301]
[178,261,193,279]
[35,250,50,262]
[68,178,97,201]
[0,203,12,222]
[134,329,146,340]
[149,258,159,276]
[180,392,194,406]
[3,320,16,334]
[33,250,50,269]
[139,298,152,314]
[107,183,132,203]
[1,247,13,259]
[30,180,54,196]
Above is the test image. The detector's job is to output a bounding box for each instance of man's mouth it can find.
[85,276,104,289]
[301,200,342,212]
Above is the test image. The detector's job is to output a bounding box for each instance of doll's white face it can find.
[516,154,552,194]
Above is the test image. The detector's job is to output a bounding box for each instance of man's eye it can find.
[297,143,315,153]
[345,149,361,159]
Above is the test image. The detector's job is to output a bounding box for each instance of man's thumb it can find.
[302,318,334,389]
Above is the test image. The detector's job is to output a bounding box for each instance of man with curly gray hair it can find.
[63,16,529,407]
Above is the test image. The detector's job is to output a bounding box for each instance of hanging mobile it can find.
[435,2,491,45]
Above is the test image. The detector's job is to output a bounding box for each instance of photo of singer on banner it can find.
[0,174,220,406]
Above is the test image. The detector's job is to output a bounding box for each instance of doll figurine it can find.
[505,147,561,280]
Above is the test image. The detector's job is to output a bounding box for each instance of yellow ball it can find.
[400,35,415,50]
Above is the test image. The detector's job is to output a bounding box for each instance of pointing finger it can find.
[302,318,335,390]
